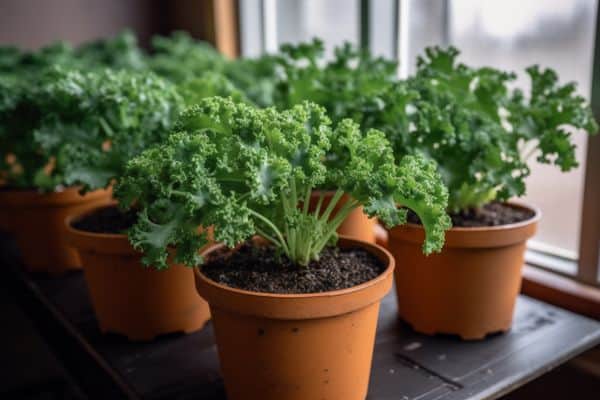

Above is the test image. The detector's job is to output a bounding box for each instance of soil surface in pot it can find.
[202,241,385,294]
[72,205,137,234]
[408,202,535,228]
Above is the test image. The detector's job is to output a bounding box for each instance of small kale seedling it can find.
[116,97,451,269]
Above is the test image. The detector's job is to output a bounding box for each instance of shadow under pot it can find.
[0,187,112,274]
[387,202,540,340]
[195,237,394,400]
[309,190,377,244]
[65,204,210,341]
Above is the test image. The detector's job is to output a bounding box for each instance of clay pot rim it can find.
[389,201,540,249]
[0,186,111,207]
[195,236,394,300]
[65,201,128,240]
[64,201,142,256]
[402,200,541,233]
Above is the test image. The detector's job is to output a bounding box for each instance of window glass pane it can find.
[276,0,359,58]
[406,0,449,75]
[370,0,396,59]
[239,0,263,57]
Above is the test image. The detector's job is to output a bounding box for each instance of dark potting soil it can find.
[72,205,137,234]
[407,202,535,228]
[202,242,385,294]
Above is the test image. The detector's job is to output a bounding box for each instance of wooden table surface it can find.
[3,235,600,400]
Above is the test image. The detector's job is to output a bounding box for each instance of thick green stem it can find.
[320,189,345,222]
[312,198,359,254]
[302,186,312,215]
[248,208,290,255]
[314,191,325,216]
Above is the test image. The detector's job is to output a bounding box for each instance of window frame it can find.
[578,3,600,285]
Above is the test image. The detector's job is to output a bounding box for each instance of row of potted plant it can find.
[1,32,597,399]
[271,40,598,338]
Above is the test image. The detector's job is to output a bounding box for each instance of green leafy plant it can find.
[0,74,44,187]
[224,55,281,107]
[0,46,22,73]
[76,30,147,70]
[177,71,248,106]
[17,42,82,73]
[0,67,183,192]
[116,96,450,269]
[381,47,599,213]
[149,31,226,84]
[272,39,398,122]
[275,41,598,214]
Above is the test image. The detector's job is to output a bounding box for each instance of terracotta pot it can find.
[0,187,112,274]
[309,191,377,243]
[388,202,540,340]
[65,205,210,341]
[195,236,394,400]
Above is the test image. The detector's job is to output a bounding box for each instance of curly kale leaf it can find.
[509,65,598,171]
[1,67,183,191]
[327,119,450,254]
[0,73,50,188]
[76,30,147,70]
[272,39,398,122]
[177,71,248,106]
[378,46,597,212]
[117,97,449,269]
[0,46,22,73]
[224,55,280,107]
[18,42,81,72]
[149,31,226,84]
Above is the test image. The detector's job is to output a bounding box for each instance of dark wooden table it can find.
[3,234,600,400]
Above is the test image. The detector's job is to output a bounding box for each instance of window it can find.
[239,0,600,285]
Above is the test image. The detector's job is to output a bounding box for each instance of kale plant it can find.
[389,47,599,212]
[0,67,183,191]
[116,97,450,269]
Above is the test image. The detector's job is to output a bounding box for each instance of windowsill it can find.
[522,265,600,320]
[525,249,578,276]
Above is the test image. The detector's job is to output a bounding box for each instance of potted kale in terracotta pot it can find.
[271,39,400,243]
[383,47,598,339]
[55,68,215,340]
[0,69,111,273]
[0,34,148,273]
[116,97,450,399]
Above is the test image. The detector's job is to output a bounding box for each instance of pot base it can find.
[403,319,512,340]
[97,301,210,342]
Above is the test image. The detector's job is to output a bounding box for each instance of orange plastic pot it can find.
[309,191,377,243]
[0,187,111,274]
[65,205,210,341]
[388,202,540,340]
[195,236,394,400]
